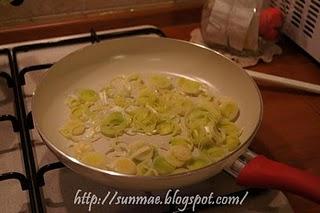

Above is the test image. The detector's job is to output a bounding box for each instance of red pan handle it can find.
[236,155,320,203]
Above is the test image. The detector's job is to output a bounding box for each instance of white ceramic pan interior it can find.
[32,37,262,190]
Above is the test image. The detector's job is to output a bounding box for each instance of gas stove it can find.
[0,25,293,213]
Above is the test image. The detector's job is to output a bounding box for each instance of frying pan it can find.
[32,37,320,203]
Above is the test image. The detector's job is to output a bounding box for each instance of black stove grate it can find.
[0,27,167,213]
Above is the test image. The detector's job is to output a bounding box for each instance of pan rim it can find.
[32,36,263,180]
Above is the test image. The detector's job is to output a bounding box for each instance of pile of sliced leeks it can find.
[60,73,241,176]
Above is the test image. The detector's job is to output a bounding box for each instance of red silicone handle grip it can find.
[236,155,320,203]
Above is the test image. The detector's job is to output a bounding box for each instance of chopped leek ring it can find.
[170,137,193,150]
[177,77,202,96]
[190,127,212,146]
[105,76,131,98]
[67,97,82,109]
[164,153,185,167]
[153,157,175,175]
[144,168,159,176]
[114,157,137,175]
[60,120,85,137]
[136,159,158,176]
[219,120,241,137]
[187,159,210,170]
[130,145,154,162]
[206,146,227,161]
[70,106,89,121]
[171,145,192,162]
[137,161,150,176]
[127,73,140,82]
[61,73,242,176]
[150,75,172,89]
[113,96,132,108]
[81,151,106,169]
[185,107,216,130]
[71,124,85,136]
[136,88,158,106]
[225,136,240,151]
[71,142,94,158]
[100,112,128,138]
[78,89,99,103]
[220,101,239,121]
[156,120,175,135]
[132,107,158,133]
[172,168,189,174]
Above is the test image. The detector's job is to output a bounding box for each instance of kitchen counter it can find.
[1,5,319,212]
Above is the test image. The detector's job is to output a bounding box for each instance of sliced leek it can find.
[61,73,242,176]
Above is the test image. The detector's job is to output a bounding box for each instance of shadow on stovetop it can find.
[0,78,14,106]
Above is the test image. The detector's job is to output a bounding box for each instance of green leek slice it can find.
[172,168,189,174]
[170,137,193,150]
[136,88,158,107]
[219,120,241,137]
[205,146,227,161]
[153,157,175,175]
[187,158,210,170]
[164,153,185,167]
[80,151,106,169]
[132,107,158,134]
[170,145,192,162]
[150,75,173,89]
[225,135,240,151]
[100,112,128,138]
[78,89,99,103]
[114,157,137,175]
[220,101,239,121]
[177,77,202,96]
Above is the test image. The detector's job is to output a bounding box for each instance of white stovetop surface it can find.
[0,26,293,213]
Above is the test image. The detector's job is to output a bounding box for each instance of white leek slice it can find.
[170,145,192,162]
[70,142,94,158]
[130,145,154,162]
[220,101,239,121]
[80,151,106,169]
[136,159,158,176]
[105,76,131,98]
[225,135,241,151]
[114,157,137,175]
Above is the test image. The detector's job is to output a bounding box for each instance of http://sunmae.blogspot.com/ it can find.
[74,188,248,212]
